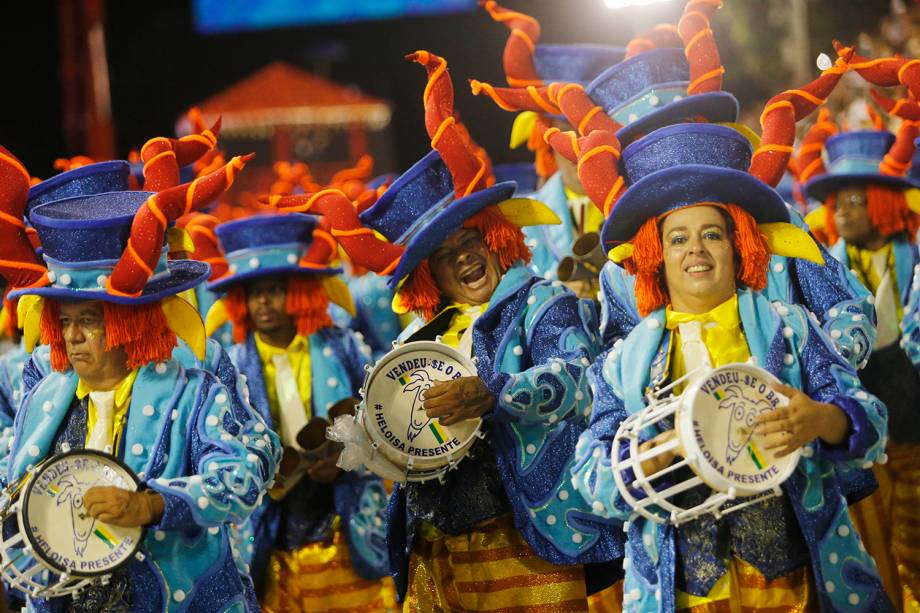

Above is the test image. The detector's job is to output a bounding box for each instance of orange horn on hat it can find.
[543,128,625,217]
[872,89,920,122]
[842,42,920,101]
[408,51,493,197]
[552,84,623,136]
[749,46,852,187]
[0,146,49,289]
[300,218,339,269]
[795,108,838,185]
[141,117,222,192]
[469,79,561,115]
[481,0,543,88]
[261,191,405,276]
[625,23,682,59]
[107,154,251,297]
[866,102,885,130]
[179,213,229,281]
[678,0,724,95]
[878,97,920,177]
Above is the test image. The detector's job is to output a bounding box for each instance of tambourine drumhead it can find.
[20,450,144,578]
[678,363,800,497]
[361,341,481,479]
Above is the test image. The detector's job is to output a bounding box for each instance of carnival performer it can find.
[0,145,281,612]
[205,212,394,612]
[802,53,920,609]
[267,50,624,611]
[559,109,893,610]
[473,1,877,375]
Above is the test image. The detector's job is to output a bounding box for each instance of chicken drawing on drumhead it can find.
[717,384,774,464]
[403,369,434,443]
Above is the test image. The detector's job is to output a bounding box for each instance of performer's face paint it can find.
[245,278,295,337]
[833,186,882,248]
[660,205,737,314]
[429,228,504,306]
[58,300,130,386]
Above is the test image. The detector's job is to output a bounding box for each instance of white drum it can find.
[357,341,484,483]
[0,449,144,599]
[611,362,801,525]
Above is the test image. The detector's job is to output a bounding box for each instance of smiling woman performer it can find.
[565,121,894,612]
[267,51,624,611]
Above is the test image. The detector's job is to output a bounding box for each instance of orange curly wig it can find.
[623,203,772,316]
[41,299,178,372]
[398,205,531,321]
[824,184,920,246]
[223,276,332,344]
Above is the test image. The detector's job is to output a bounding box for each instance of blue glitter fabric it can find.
[571,289,894,612]
[0,342,30,452]
[601,124,789,246]
[533,44,626,85]
[2,358,278,612]
[26,160,130,215]
[493,162,538,194]
[805,130,914,201]
[227,325,391,590]
[385,264,625,601]
[521,173,576,280]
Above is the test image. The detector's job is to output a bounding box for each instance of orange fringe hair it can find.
[41,300,178,372]
[623,204,772,316]
[398,205,531,321]
[823,184,920,246]
[223,276,332,344]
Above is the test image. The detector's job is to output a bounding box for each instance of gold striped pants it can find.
[676,557,814,612]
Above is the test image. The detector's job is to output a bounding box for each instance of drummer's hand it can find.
[84,487,165,527]
[754,382,850,458]
[637,430,684,476]
[423,376,494,426]
[307,453,342,483]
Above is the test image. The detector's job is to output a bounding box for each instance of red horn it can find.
[470,79,561,115]
[107,154,251,297]
[625,23,682,59]
[842,41,920,101]
[408,51,492,197]
[795,108,838,185]
[179,213,229,281]
[0,147,48,289]
[678,0,724,95]
[750,47,852,187]
[871,89,920,122]
[480,0,542,87]
[141,117,222,191]
[543,128,625,217]
[300,218,339,269]
[552,83,623,136]
[881,115,919,177]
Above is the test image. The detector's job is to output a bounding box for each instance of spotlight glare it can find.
[603,0,673,8]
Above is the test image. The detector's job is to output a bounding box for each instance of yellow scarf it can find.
[255,333,312,426]
[565,186,604,236]
[440,303,489,349]
[666,294,750,390]
[77,369,138,451]
[846,242,902,322]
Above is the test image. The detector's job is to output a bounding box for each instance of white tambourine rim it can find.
[20,449,145,578]
[361,341,482,470]
[678,363,801,497]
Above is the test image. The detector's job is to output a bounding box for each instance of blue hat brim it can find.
[615,92,740,146]
[602,165,789,246]
[9,260,211,305]
[388,182,517,287]
[207,264,343,294]
[804,172,914,202]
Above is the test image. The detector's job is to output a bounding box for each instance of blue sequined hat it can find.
[533,44,626,86]
[358,150,516,287]
[585,48,739,146]
[10,191,210,304]
[26,161,130,216]
[601,123,789,246]
[493,162,537,195]
[804,131,915,202]
[208,213,341,293]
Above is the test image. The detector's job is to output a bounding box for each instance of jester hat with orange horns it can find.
[262,51,560,321]
[532,43,857,317]
[0,132,250,372]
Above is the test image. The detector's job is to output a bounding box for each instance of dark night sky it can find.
[0,0,889,179]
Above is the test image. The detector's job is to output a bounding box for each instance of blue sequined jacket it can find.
[572,289,892,612]
[386,263,624,599]
[4,352,280,613]
[0,341,30,452]
[600,208,877,368]
[227,327,390,589]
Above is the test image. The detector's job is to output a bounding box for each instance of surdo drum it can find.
[358,341,484,482]
[0,450,144,599]
[611,363,801,525]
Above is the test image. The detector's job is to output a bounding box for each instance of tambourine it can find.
[611,362,801,525]
[335,341,484,483]
[0,449,144,599]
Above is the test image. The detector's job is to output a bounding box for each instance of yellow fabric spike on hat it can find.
[321,276,356,317]
[162,296,207,359]
[608,242,634,263]
[905,188,920,215]
[758,222,824,264]
[17,295,44,352]
[496,198,561,227]
[510,111,538,149]
[167,227,196,254]
[719,122,762,150]
[205,298,229,338]
[803,205,827,233]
